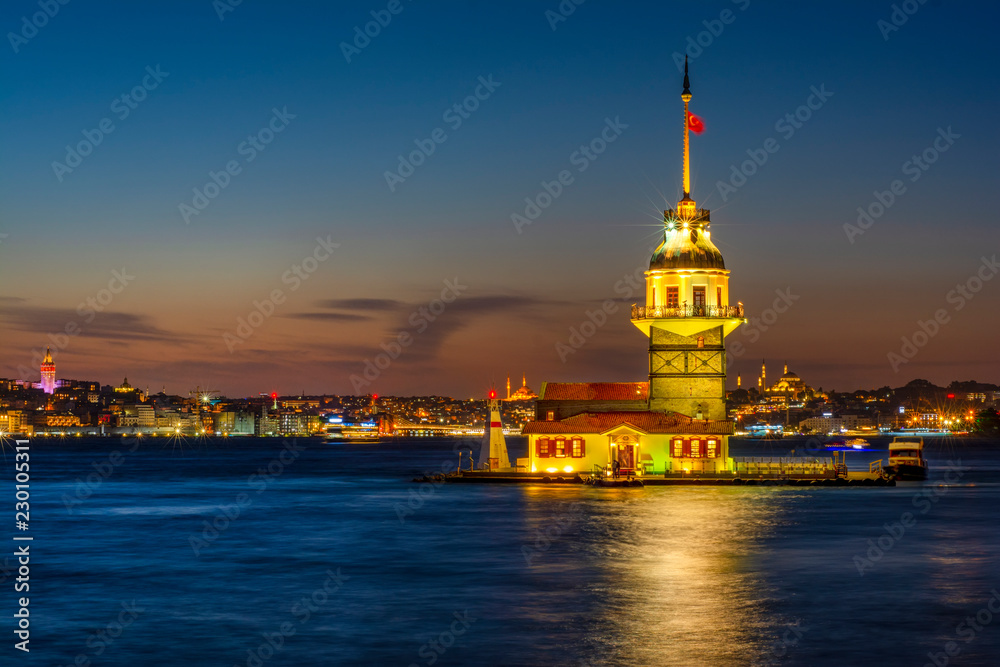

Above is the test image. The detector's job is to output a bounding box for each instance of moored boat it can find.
[885,437,927,481]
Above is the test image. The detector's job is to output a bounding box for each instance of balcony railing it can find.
[631,304,744,319]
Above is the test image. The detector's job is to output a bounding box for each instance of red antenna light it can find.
[373,394,379,401]
[489,389,496,399]
[271,392,277,400]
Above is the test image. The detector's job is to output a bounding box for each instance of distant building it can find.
[799,415,873,433]
[507,375,538,401]
[760,361,819,406]
[40,347,56,395]
[137,405,156,428]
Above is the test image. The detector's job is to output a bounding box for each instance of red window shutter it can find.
[580,439,586,457]
[535,439,543,457]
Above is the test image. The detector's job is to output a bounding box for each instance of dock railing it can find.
[731,457,835,479]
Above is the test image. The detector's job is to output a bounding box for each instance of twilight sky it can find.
[2,0,998,398]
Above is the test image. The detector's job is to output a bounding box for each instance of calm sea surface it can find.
[10,435,1000,666]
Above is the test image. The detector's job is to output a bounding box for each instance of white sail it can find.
[479,398,510,470]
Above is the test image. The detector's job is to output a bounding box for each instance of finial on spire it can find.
[682,55,691,96]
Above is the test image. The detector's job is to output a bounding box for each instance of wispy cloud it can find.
[316,298,405,312]
[283,312,373,322]
[0,301,185,344]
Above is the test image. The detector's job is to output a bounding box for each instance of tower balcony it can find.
[631,304,744,320]
[665,206,710,225]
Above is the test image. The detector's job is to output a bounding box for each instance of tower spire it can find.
[681,55,693,201]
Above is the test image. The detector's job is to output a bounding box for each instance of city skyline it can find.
[3,1,999,397]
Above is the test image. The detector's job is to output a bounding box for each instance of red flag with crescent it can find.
[688,111,704,135]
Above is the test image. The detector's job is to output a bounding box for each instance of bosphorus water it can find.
[16,435,1000,666]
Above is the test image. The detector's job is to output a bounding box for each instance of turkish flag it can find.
[688,111,704,135]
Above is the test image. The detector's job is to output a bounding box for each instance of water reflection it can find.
[519,486,793,666]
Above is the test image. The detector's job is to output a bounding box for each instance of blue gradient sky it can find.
[2,0,998,397]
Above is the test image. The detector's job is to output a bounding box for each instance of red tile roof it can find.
[523,411,733,435]
[540,382,649,401]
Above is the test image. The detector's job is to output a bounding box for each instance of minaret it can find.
[506,375,511,400]
[40,347,56,395]
[762,360,767,392]
[737,374,741,389]
[630,57,745,420]
[783,361,788,375]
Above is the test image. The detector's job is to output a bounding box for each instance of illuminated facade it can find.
[508,374,538,401]
[524,58,744,476]
[40,347,56,395]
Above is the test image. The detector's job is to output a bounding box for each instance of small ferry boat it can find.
[324,419,380,443]
[824,438,871,451]
[885,437,927,481]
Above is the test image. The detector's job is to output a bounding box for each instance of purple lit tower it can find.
[40,347,56,394]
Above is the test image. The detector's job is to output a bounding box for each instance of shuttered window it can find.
[536,438,550,458]
[555,438,566,457]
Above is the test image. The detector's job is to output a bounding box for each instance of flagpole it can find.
[682,55,692,198]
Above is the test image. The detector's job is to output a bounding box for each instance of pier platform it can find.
[431,470,895,487]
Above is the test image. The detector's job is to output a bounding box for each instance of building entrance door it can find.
[611,434,638,477]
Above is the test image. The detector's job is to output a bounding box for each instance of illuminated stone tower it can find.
[630,58,745,421]
[40,347,56,395]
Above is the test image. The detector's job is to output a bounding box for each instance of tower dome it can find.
[650,223,726,270]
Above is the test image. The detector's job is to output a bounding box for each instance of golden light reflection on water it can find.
[520,486,792,666]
